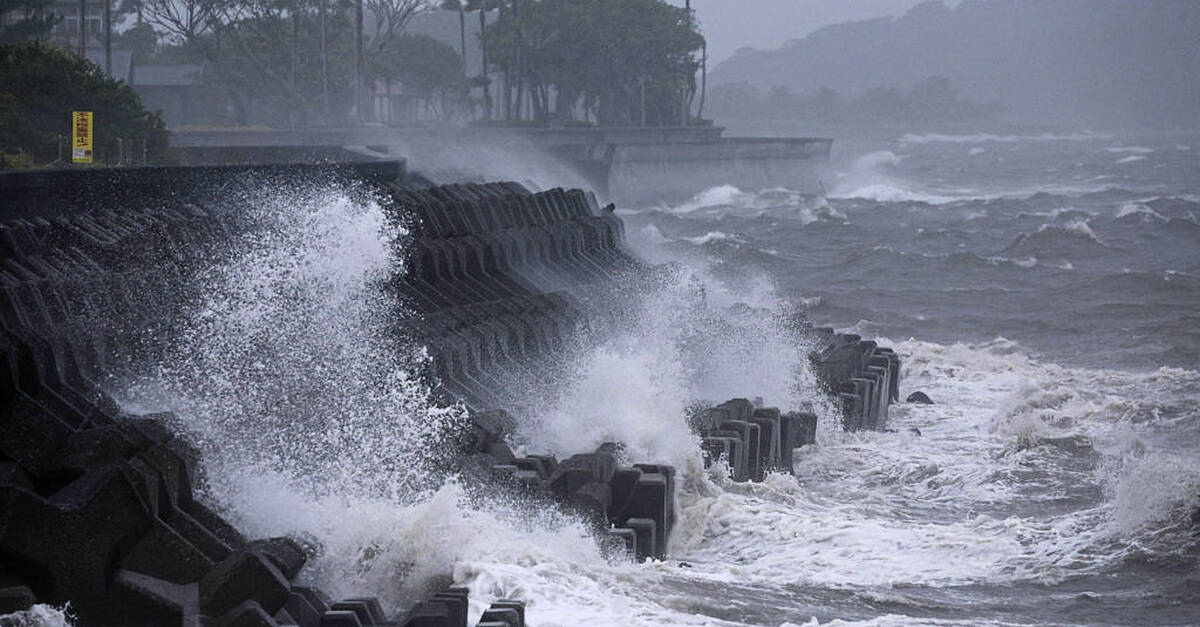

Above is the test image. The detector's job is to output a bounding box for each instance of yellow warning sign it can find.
[72,111,93,163]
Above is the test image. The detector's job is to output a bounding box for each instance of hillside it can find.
[709,0,1200,128]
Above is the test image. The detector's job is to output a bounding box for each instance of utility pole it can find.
[104,0,111,75]
[320,0,329,114]
[698,40,707,119]
[480,7,491,120]
[78,0,86,58]
[355,0,365,121]
[459,3,467,111]
[640,78,646,127]
[684,0,691,125]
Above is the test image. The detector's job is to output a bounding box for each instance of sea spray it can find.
[110,183,484,611]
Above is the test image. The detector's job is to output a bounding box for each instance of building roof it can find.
[132,64,203,87]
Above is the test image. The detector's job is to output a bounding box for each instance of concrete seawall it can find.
[169,126,832,206]
[0,162,894,626]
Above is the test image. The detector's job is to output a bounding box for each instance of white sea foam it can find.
[1116,155,1147,164]
[968,147,987,156]
[669,184,749,213]
[1036,219,1102,242]
[113,185,479,613]
[687,231,734,245]
[636,223,670,245]
[0,606,74,627]
[519,268,819,470]
[1105,146,1155,154]
[91,169,1198,626]
[1016,206,1097,220]
[987,255,1039,268]
[649,336,1200,602]
[667,184,823,218]
[899,132,1111,145]
[1115,203,1167,221]
[831,151,957,205]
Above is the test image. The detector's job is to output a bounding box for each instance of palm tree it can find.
[440,0,468,110]
[463,0,501,119]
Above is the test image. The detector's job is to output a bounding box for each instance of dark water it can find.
[20,132,1193,627]
[605,131,1200,626]
[625,132,1200,371]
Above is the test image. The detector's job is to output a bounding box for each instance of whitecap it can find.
[686,231,734,245]
[1105,146,1154,154]
[1034,219,1103,243]
[668,184,748,213]
[899,131,1110,144]
[1116,155,1147,164]
[1115,203,1167,221]
[987,255,1038,268]
[636,223,670,245]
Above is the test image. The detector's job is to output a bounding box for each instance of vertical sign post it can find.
[72,111,93,164]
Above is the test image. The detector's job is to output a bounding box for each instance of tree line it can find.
[3,0,706,128]
[462,0,704,126]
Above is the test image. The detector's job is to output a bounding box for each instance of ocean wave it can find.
[1015,206,1097,220]
[637,223,670,245]
[899,132,1111,145]
[665,184,828,219]
[1041,219,1101,241]
[664,335,1198,594]
[1116,155,1147,164]
[986,255,1039,268]
[798,201,850,225]
[675,184,748,213]
[1004,219,1107,257]
[831,183,958,205]
[687,231,736,245]
[1106,146,1155,154]
[1115,203,1167,222]
[832,151,961,205]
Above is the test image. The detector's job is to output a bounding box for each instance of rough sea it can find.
[27,131,1195,627]
[609,130,1200,626]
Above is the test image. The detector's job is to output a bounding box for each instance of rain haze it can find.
[671,0,945,63]
[1,1,1198,626]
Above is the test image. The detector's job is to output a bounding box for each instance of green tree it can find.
[0,42,167,163]
[481,0,702,126]
[0,0,60,43]
[373,32,464,121]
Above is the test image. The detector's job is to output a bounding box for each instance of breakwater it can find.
[0,161,898,626]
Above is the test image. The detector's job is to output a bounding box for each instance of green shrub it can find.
[0,42,167,164]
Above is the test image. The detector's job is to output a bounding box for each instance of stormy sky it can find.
[667,0,954,64]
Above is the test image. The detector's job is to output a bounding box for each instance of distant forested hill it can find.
[709,0,1200,128]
